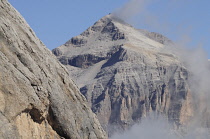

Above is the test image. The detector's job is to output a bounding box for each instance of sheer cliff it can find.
[0,0,107,138]
[53,14,193,135]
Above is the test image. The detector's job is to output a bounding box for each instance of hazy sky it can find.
[8,0,210,58]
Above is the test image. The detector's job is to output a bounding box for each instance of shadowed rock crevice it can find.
[52,48,63,56]
[66,54,106,68]
[101,21,125,41]
[22,107,44,124]
[47,106,69,139]
[102,47,127,68]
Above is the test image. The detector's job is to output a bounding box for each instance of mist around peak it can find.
[112,0,149,22]
[111,113,178,139]
[110,0,210,139]
[111,112,210,139]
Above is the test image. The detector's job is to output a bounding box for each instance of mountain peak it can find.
[99,14,131,26]
[54,14,168,59]
[53,14,192,136]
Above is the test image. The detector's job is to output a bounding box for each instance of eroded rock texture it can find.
[0,0,107,138]
[53,14,193,136]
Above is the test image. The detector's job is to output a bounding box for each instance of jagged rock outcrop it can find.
[139,29,172,45]
[0,0,107,138]
[53,14,193,136]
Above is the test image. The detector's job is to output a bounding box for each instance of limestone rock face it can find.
[0,0,107,138]
[53,14,194,136]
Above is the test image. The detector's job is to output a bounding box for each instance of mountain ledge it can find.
[53,14,194,136]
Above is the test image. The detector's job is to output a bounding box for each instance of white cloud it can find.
[110,0,210,138]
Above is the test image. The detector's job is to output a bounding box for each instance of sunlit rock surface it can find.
[53,14,193,136]
[0,0,107,138]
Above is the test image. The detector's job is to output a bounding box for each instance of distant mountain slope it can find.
[53,14,193,135]
[0,0,107,138]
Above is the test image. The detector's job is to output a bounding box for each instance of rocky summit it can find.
[0,0,107,138]
[53,14,193,135]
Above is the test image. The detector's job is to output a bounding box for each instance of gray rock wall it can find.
[53,14,194,136]
[80,47,193,135]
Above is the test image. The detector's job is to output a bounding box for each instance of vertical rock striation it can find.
[0,0,107,138]
[53,14,194,136]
